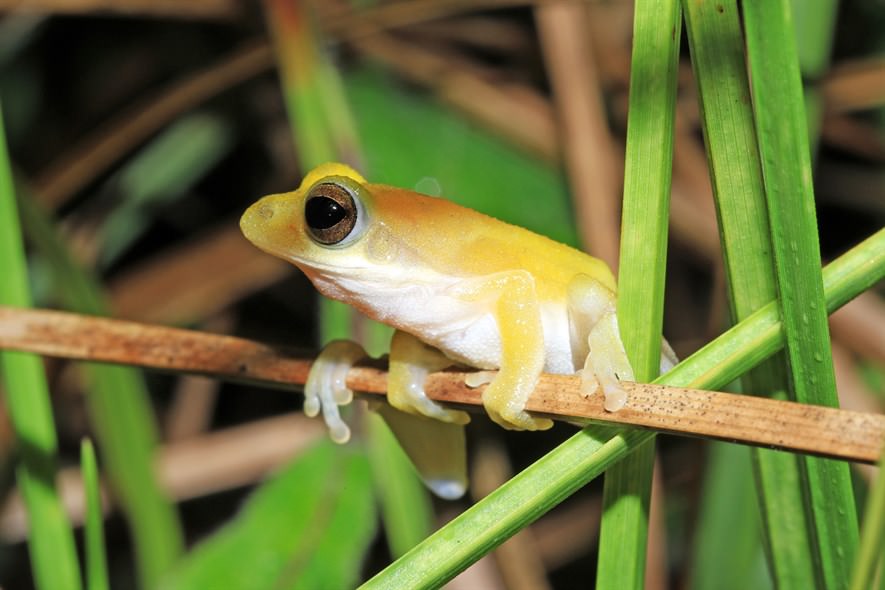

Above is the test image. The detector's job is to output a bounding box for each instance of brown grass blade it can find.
[0,306,882,464]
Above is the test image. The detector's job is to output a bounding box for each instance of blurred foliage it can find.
[0,1,882,589]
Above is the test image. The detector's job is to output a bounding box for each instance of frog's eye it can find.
[304,180,366,246]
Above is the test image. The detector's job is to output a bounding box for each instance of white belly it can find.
[308,268,577,375]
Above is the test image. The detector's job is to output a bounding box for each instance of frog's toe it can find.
[579,369,600,397]
[304,340,366,444]
[485,402,552,431]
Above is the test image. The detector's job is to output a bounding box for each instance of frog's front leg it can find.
[304,340,367,443]
[388,330,470,424]
[460,271,553,431]
[567,274,634,412]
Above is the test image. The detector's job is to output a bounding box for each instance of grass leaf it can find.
[682,0,817,584]
[81,439,109,590]
[0,104,82,590]
[744,2,860,585]
[17,192,184,588]
[596,0,681,587]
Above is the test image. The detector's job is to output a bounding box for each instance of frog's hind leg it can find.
[384,330,469,498]
[374,404,468,499]
[567,275,635,412]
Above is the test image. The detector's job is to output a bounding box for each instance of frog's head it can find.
[241,163,397,273]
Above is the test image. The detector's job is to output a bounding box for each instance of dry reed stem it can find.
[0,306,882,464]
[536,0,622,268]
[109,224,289,324]
[823,57,885,113]
[0,0,237,18]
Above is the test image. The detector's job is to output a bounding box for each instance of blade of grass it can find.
[0,105,82,590]
[263,0,431,556]
[849,450,885,590]
[362,227,884,588]
[682,1,815,585]
[17,192,184,589]
[596,0,680,587]
[98,112,234,269]
[744,3,860,586]
[690,443,769,590]
[81,439,109,590]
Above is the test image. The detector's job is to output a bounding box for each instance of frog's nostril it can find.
[257,203,275,220]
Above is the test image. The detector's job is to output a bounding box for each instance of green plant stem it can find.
[17,194,183,589]
[362,228,884,588]
[82,439,109,590]
[596,0,680,587]
[682,0,815,584]
[0,106,82,590]
[849,451,885,590]
[744,3,859,586]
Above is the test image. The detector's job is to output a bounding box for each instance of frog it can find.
[240,163,662,499]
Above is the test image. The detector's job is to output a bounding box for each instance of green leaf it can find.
[682,0,815,584]
[81,439,109,590]
[596,0,680,587]
[849,450,885,590]
[17,193,184,588]
[99,112,234,268]
[744,2,860,586]
[0,104,82,590]
[161,440,376,590]
[690,443,770,590]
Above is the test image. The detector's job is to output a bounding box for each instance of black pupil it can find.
[306,196,347,229]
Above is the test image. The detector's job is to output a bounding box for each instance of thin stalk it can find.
[849,450,885,590]
[683,0,815,585]
[82,439,109,590]
[0,106,82,590]
[745,2,860,586]
[17,193,184,589]
[596,0,680,587]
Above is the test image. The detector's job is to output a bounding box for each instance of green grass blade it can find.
[0,106,82,590]
[362,228,884,588]
[99,113,234,268]
[81,439,109,590]
[17,193,184,589]
[849,451,885,590]
[744,3,860,586]
[690,443,770,590]
[682,0,815,584]
[596,0,680,587]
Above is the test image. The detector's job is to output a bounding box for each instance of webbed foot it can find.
[304,340,366,443]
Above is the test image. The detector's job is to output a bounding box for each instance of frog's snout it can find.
[240,194,288,248]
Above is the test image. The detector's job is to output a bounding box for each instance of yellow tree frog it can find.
[241,163,656,499]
